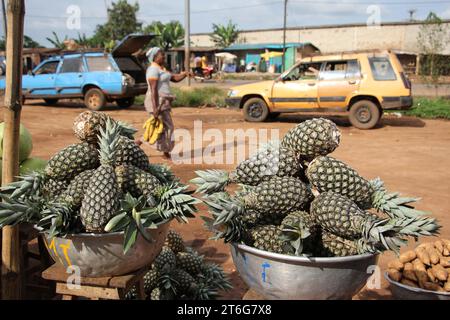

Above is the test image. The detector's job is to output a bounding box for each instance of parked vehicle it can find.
[225,50,412,129]
[193,66,215,81]
[0,34,154,110]
[0,56,5,76]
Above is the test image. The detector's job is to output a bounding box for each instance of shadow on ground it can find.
[272,113,426,129]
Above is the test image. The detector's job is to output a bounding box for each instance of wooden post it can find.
[1,0,25,300]
[184,0,190,86]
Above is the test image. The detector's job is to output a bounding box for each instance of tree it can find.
[143,20,184,51]
[417,12,449,93]
[91,0,141,47]
[210,20,239,48]
[46,31,68,49]
[0,37,4,51]
[24,35,41,48]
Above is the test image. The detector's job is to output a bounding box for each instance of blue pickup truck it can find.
[0,34,153,110]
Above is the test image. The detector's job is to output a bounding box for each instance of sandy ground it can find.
[1,100,449,300]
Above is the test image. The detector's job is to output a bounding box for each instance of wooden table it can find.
[42,264,147,300]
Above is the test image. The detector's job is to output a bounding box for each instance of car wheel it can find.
[243,97,269,122]
[44,98,59,106]
[84,88,106,111]
[116,97,135,109]
[348,100,381,129]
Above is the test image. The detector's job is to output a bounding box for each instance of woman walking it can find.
[139,47,190,159]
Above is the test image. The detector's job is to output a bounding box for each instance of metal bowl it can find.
[231,243,379,300]
[385,272,450,300]
[40,222,170,277]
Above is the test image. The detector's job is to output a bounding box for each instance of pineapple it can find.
[191,146,301,194]
[316,231,380,257]
[307,156,434,219]
[249,225,288,254]
[56,170,94,209]
[150,287,175,300]
[45,142,99,181]
[176,252,203,276]
[170,268,196,294]
[73,111,108,143]
[116,136,151,171]
[281,118,341,161]
[153,247,177,272]
[143,269,160,294]
[310,192,406,252]
[115,164,161,199]
[41,178,68,199]
[73,111,138,144]
[165,230,185,254]
[80,120,121,232]
[244,176,313,215]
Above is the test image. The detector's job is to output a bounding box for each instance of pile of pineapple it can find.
[127,230,232,300]
[0,111,199,252]
[192,118,440,257]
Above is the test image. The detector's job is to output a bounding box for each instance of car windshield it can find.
[86,56,116,72]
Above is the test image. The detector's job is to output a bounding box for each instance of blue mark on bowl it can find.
[261,262,271,283]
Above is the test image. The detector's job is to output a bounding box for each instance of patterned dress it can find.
[144,62,175,153]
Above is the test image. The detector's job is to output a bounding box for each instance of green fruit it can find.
[0,122,33,162]
[19,157,47,175]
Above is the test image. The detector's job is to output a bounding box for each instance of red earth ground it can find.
[1,100,449,299]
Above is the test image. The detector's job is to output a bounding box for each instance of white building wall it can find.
[190,22,450,55]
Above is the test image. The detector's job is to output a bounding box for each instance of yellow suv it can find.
[225,51,412,129]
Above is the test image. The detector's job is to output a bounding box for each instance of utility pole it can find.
[184,0,190,86]
[1,0,25,300]
[282,0,288,72]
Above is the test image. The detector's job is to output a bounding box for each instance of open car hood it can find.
[112,34,155,57]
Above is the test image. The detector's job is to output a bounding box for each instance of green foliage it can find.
[210,20,239,48]
[144,21,185,51]
[136,87,228,108]
[403,97,450,119]
[90,0,142,47]
[0,37,4,51]
[24,35,41,48]
[46,31,68,49]
[417,12,450,85]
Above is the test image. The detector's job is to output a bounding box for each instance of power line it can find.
[22,0,450,20]
[25,1,284,20]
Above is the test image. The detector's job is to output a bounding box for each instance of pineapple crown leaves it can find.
[97,118,121,166]
[116,120,138,139]
[203,195,245,226]
[105,193,161,253]
[370,178,429,219]
[190,169,230,194]
[152,183,200,223]
[38,203,75,239]
[0,194,45,228]
[387,216,441,238]
[201,214,246,243]
[0,171,46,200]
[199,263,233,291]
[279,222,312,256]
[147,163,177,184]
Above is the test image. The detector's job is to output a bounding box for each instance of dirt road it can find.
[2,100,449,299]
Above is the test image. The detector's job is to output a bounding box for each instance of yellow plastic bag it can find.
[143,116,164,145]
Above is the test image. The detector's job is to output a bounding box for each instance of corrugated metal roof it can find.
[224,42,316,51]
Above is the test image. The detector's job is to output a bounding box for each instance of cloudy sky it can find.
[4,0,450,46]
